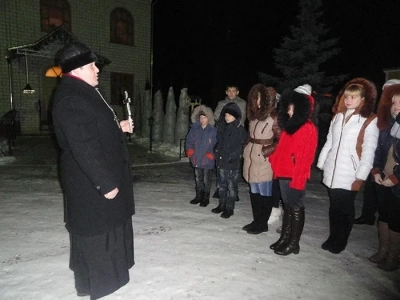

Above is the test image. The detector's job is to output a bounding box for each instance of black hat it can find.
[55,41,98,73]
[223,103,241,120]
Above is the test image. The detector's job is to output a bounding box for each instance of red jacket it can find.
[269,120,317,190]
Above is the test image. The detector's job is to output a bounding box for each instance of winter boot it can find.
[212,188,219,199]
[321,209,340,251]
[190,189,204,205]
[275,207,305,256]
[270,206,291,250]
[378,230,400,271]
[200,192,210,207]
[242,192,257,231]
[221,209,234,219]
[329,213,354,254]
[247,195,270,234]
[369,222,389,264]
[211,201,224,214]
[268,205,282,224]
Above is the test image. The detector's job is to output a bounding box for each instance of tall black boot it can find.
[329,212,354,254]
[270,206,291,250]
[247,194,270,234]
[200,191,210,207]
[242,192,257,231]
[275,207,305,256]
[190,189,203,205]
[321,208,340,251]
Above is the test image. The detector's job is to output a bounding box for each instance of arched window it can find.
[110,8,134,46]
[40,0,71,32]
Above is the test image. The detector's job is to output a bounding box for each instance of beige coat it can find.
[243,116,276,183]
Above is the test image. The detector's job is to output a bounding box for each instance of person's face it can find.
[226,87,239,100]
[288,104,294,118]
[225,113,236,123]
[199,115,209,126]
[257,93,261,108]
[344,91,364,109]
[391,95,400,118]
[72,62,99,87]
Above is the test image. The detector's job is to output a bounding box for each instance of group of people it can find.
[186,78,400,271]
[50,40,400,299]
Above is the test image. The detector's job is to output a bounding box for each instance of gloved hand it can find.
[206,152,214,160]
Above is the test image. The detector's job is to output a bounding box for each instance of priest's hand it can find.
[105,187,119,199]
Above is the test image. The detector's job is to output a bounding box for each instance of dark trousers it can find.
[219,168,239,210]
[272,179,282,208]
[376,183,400,232]
[279,179,305,209]
[329,188,357,219]
[360,174,378,219]
[194,167,212,194]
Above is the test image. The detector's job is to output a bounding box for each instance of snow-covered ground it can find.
[0,136,399,300]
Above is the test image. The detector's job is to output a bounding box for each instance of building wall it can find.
[0,0,151,134]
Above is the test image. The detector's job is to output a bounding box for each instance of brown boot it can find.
[378,230,400,271]
[369,222,389,264]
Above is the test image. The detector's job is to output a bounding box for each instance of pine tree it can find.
[259,0,346,93]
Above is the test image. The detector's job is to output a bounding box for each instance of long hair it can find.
[247,84,276,121]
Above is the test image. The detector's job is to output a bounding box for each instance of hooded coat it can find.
[52,75,135,237]
[269,90,318,190]
[317,78,379,191]
[185,105,217,169]
[215,102,247,170]
[243,85,280,183]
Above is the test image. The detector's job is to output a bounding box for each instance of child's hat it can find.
[223,103,241,120]
[294,84,314,113]
[382,79,400,90]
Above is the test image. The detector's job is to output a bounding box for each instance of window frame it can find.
[110,7,134,46]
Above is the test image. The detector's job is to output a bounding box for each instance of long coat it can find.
[52,75,135,237]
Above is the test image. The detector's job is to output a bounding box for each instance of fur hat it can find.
[382,79,400,90]
[191,105,215,126]
[223,102,241,120]
[333,77,377,118]
[55,41,98,73]
[278,84,314,134]
[377,82,400,130]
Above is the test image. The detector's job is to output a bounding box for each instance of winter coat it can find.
[317,78,379,191]
[52,75,135,237]
[215,103,247,170]
[269,88,318,191]
[243,116,279,183]
[214,97,247,126]
[185,105,217,169]
[371,118,400,185]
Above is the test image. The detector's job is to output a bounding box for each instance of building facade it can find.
[0,0,151,134]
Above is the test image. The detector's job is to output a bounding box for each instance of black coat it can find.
[52,75,135,236]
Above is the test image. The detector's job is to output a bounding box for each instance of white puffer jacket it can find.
[317,113,379,190]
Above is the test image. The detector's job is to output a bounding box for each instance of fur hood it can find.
[247,84,277,121]
[377,84,400,130]
[191,105,215,126]
[333,77,377,118]
[278,89,314,135]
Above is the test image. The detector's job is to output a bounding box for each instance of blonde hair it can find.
[344,84,365,98]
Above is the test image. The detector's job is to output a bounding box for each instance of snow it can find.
[0,136,399,300]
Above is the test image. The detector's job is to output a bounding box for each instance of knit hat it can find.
[294,84,314,113]
[55,41,98,73]
[383,79,400,90]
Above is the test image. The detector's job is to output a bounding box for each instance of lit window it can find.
[110,8,134,46]
[40,0,71,32]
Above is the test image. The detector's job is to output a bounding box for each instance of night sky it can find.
[152,0,400,107]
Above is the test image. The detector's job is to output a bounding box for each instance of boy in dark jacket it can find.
[212,102,247,218]
[186,105,217,207]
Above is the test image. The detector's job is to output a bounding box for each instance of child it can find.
[212,84,247,199]
[368,79,400,271]
[269,84,318,256]
[242,84,280,234]
[317,78,379,254]
[186,105,217,207]
[212,102,247,218]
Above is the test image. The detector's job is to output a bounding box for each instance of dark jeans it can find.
[272,179,282,208]
[195,167,212,194]
[360,174,378,219]
[279,179,306,209]
[376,183,400,232]
[219,168,239,210]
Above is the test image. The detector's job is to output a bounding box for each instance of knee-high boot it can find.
[247,194,269,234]
[270,206,291,250]
[274,207,305,256]
[321,208,340,250]
[369,222,389,264]
[242,192,257,231]
[378,230,400,271]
